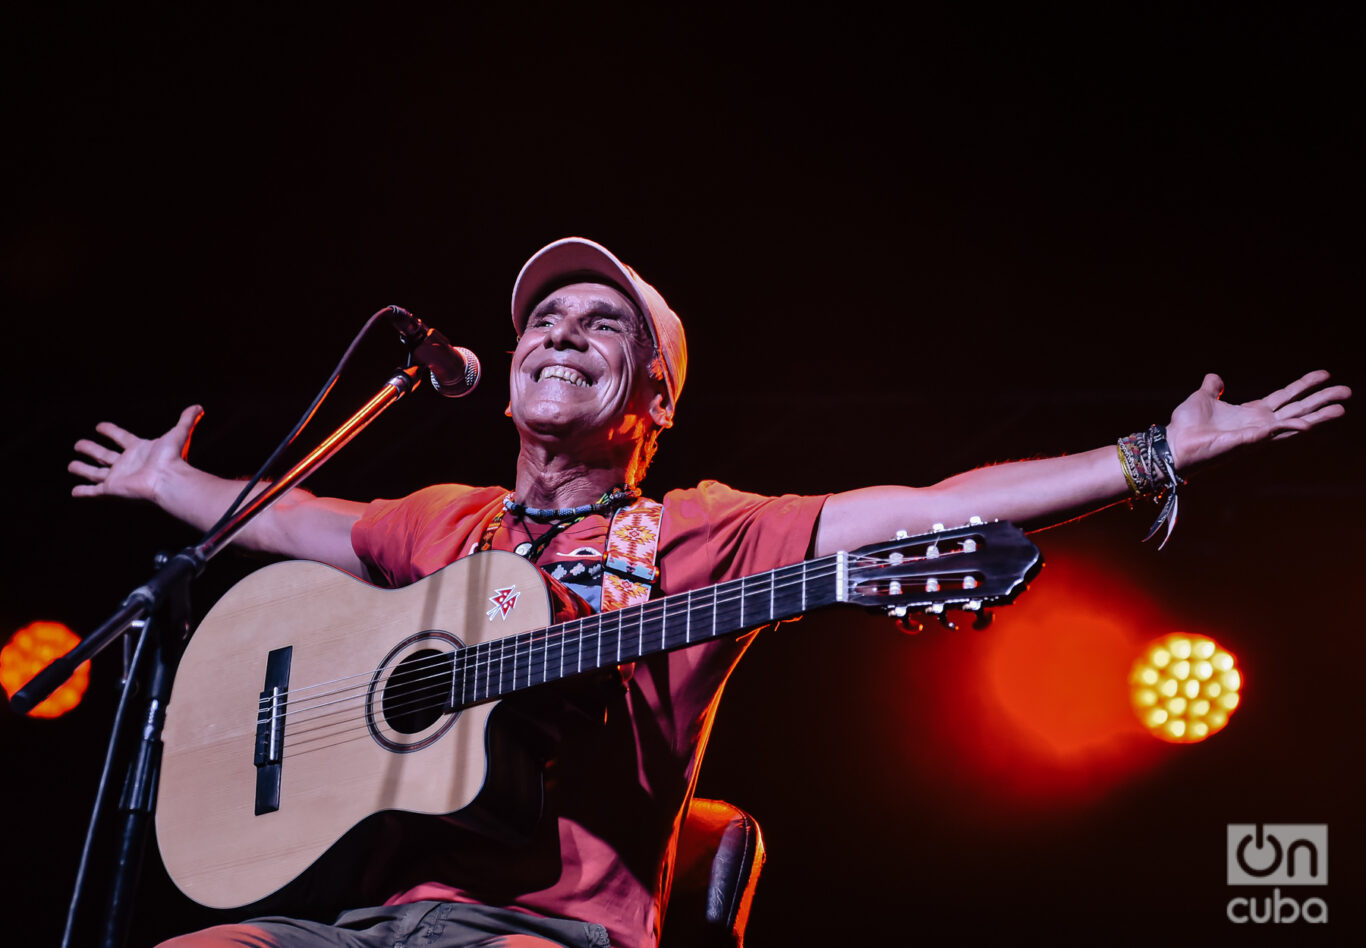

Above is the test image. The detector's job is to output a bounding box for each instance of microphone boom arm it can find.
[9,365,424,714]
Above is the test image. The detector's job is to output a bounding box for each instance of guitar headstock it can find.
[843,519,1042,626]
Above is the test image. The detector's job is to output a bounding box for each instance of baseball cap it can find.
[511,237,687,414]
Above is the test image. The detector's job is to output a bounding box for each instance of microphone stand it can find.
[11,364,424,948]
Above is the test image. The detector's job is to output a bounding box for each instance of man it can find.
[71,237,1349,947]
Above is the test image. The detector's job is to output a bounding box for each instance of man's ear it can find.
[649,392,673,429]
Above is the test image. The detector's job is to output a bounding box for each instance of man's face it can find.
[509,282,664,450]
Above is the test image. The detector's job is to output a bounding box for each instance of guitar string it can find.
[258,557,847,713]
[254,534,997,716]
[258,546,953,722]
[261,541,990,713]
[259,551,987,744]
[259,549,984,733]
[264,558,856,735]
[274,574,991,762]
[269,580,1003,755]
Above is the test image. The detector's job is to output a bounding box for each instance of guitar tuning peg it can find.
[972,610,994,630]
[893,615,924,635]
[936,614,958,631]
[968,516,984,526]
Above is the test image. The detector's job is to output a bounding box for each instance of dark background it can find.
[2,3,1360,945]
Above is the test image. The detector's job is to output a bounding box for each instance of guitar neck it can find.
[450,553,846,706]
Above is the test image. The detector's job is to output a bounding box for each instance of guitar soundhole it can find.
[366,630,462,752]
[381,648,452,734]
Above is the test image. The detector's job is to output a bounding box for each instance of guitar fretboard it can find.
[448,554,844,707]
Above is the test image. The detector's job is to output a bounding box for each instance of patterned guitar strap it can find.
[600,497,664,612]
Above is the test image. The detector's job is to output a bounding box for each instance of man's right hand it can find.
[70,404,203,503]
[67,404,368,576]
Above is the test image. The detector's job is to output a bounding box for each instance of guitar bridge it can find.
[253,646,292,815]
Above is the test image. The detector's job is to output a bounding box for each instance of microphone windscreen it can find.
[432,347,480,397]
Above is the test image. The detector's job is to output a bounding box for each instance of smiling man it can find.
[70,237,1349,947]
[509,281,672,514]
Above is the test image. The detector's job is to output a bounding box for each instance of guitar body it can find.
[154,520,1040,910]
[156,552,553,910]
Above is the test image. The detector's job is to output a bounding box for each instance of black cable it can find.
[198,306,403,541]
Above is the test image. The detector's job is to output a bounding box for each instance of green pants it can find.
[159,901,613,948]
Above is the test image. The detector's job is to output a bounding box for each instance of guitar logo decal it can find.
[486,586,520,621]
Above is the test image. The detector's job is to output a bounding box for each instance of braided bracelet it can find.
[1117,424,1185,548]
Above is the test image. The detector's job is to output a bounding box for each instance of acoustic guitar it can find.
[155,519,1041,908]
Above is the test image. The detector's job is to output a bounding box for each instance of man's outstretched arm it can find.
[814,370,1350,556]
[70,404,367,576]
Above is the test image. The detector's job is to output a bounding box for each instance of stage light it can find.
[1,621,90,718]
[1130,633,1240,743]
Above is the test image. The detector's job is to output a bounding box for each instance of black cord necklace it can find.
[503,486,640,523]
[478,486,642,563]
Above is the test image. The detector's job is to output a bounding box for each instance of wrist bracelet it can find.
[1116,441,1143,496]
[1116,424,1186,548]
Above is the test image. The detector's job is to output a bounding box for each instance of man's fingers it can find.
[93,420,138,448]
[1261,369,1335,411]
[1297,403,1348,428]
[174,404,204,434]
[1201,373,1225,399]
[1266,402,1346,441]
[86,405,201,454]
[68,460,108,483]
[175,404,204,459]
[1275,384,1352,420]
[72,483,104,498]
[73,438,118,465]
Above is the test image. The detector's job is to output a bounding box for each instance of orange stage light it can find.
[1,621,91,718]
[1129,633,1241,743]
[890,555,1167,816]
[891,552,1245,819]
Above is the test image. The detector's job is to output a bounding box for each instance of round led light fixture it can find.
[1130,633,1241,743]
[1,621,90,718]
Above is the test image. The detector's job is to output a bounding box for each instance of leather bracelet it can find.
[1117,445,1140,495]
[1117,424,1185,548]
[1117,429,1157,497]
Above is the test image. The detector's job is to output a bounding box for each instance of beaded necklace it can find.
[477,486,640,563]
[502,486,641,522]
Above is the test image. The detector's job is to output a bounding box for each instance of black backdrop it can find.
[3,4,1361,945]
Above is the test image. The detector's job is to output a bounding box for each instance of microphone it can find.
[385,306,481,397]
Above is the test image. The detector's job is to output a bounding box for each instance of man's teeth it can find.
[540,366,590,387]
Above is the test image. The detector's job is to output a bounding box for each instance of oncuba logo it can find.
[1226,824,1328,924]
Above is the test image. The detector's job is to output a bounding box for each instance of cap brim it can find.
[510,237,658,347]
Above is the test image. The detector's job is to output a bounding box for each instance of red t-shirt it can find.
[350,480,827,948]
